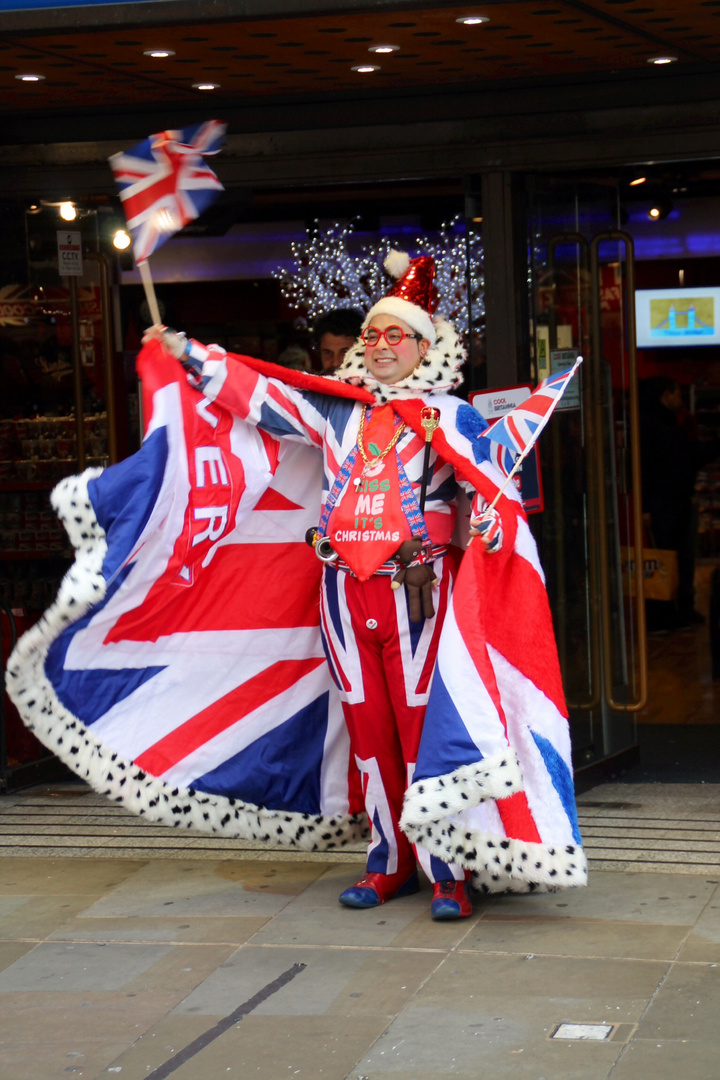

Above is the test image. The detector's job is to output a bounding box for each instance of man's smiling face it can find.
[363,313,429,385]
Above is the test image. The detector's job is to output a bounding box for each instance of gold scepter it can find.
[419,405,440,514]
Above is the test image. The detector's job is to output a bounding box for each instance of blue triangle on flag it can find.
[413,668,484,781]
[52,664,166,726]
[88,425,169,578]
[192,692,331,815]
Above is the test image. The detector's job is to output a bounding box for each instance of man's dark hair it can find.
[314,307,364,342]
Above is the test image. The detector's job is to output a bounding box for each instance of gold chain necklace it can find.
[355,404,406,483]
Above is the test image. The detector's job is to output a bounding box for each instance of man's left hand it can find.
[470,506,504,552]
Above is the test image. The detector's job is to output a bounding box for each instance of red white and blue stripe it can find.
[109,120,226,263]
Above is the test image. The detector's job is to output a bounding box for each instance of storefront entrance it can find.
[527,171,720,784]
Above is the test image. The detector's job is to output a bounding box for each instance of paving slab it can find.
[0,940,175,992]
[608,1036,719,1080]
[0,939,38,973]
[677,891,720,962]
[634,960,720,1040]
[48,912,270,945]
[0,856,147,895]
[464,914,690,961]
[0,991,183,1078]
[0,1040,131,1080]
[489,870,717,924]
[81,858,329,918]
[0,893,104,940]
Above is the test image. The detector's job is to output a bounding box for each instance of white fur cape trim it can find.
[332,316,465,403]
[401,749,587,893]
[6,471,369,853]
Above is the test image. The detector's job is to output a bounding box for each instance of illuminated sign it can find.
[635,287,720,348]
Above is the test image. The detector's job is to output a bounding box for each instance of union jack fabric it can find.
[109,120,226,263]
[480,357,583,460]
[7,342,586,891]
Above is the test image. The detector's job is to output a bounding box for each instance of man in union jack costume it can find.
[149,250,585,919]
[8,250,585,922]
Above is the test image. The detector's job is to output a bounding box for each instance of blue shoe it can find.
[430,879,472,920]
[339,869,419,908]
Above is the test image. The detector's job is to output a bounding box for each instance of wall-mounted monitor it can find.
[635,287,720,348]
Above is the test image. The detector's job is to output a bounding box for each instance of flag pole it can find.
[138,259,162,326]
[485,452,526,513]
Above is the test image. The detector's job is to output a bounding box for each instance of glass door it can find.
[527,178,646,775]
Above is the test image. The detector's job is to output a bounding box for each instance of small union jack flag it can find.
[109,119,227,264]
[481,356,582,459]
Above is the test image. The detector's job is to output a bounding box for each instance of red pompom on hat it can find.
[363,250,438,345]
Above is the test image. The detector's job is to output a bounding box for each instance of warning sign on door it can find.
[57,231,83,277]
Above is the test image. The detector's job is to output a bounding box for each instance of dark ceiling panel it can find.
[0,2,718,116]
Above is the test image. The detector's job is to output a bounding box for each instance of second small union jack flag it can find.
[109,119,227,264]
[481,356,583,459]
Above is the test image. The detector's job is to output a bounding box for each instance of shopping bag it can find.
[620,545,679,601]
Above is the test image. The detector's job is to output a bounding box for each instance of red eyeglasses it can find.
[361,325,422,347]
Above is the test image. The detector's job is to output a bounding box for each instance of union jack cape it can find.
[7,342,586,893]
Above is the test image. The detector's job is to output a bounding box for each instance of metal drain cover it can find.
[551,1023,614,1041]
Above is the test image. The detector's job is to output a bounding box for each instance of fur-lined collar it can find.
[329,317,466,404]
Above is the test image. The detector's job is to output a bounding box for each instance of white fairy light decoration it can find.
[273,217,484,340]
[272,221,383,322]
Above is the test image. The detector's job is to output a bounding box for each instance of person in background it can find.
[275,343,312,371]
[314,307,364,373]
[639,375,710,630]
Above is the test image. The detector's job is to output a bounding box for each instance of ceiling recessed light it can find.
[456,15,490,26]
[648,55,677,65]
[368,44,399,54]
[15,73,45,82]
[352,64,380,73]
[629,176,647,186]
[144,49,176,59]
[192,81,220,90]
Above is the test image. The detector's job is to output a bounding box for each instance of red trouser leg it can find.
[320,558,464,883]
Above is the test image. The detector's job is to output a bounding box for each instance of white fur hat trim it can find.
[363,296,436,345]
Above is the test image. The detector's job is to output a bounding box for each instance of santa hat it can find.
[363,250,438,345]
